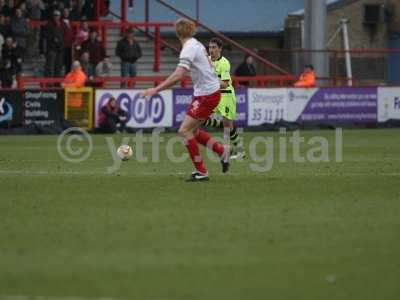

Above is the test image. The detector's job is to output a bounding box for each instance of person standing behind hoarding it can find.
[294,64,316,88]
[234,55,256,86]
[40,10,65,78]
[62,60,86,88]
[81,28,106,77]
[115,28,142,87]
[10,8,28,51]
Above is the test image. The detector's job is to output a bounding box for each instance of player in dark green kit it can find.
[205,37,245,159]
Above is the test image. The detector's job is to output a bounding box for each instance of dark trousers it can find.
[120,61,137,87]
[45,50,64,78]
[64,47,72,73]
[98,117,127,133]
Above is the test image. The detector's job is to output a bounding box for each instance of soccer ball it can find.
[117,145,133,161]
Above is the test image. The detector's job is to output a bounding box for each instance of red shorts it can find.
[186,90,221,120]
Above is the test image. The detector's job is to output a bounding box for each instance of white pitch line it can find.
[0,170,399,177]
[0,296,129,300]
[0,296,187,300]
[0,170,187,177]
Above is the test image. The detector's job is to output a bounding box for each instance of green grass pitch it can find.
[0,129,399,300]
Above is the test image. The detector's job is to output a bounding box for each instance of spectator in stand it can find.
[0,13,11,38]
[62,60,86,87]
[58,1,66,12]
[2,36,24,75]
[17,2,29,18]
[79,50,90,76]
[66,0,80,21]
[0,58,14,88]
[81,28,105,77]
[116,28,142,87]
[234,55,256,86]
[98,0,110,18]
[26,0,44,57]
[294,64,316,88]
[62,7,70,19]
[95,55,112,77]
[0,33,3,57]
[26,0,44,21]
[42,1,63,21]
[81,0,95,20]
[11,8,28,51]
[97,96,128,133]
[74,19,89,55]
[0,0,11,19]
[40,9,64,78]
[62,7,74,73]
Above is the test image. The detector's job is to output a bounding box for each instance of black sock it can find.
[230,127,240,146]
[204,118,223,128]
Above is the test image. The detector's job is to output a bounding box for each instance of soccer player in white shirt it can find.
[140,18,229,182]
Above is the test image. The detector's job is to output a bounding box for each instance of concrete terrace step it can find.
[22,27,179,81]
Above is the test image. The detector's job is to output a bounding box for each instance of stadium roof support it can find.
[304,0,329,81]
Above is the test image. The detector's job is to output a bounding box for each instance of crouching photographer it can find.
[97,97,128,133]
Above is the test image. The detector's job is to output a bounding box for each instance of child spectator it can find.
[74,19,89,55]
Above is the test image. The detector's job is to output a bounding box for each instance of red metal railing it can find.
[17,75,296,89]
[259,48,400,86]
[28,20,174,72]
[109,1,180,56]
[155,0,290,75]
[232,75,295,87]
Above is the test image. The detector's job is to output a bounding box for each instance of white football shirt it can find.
[178,38,220,96]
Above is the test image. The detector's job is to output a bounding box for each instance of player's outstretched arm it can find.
[140,67,188,98]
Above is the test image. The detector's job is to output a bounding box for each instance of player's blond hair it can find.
[175,18,196,39]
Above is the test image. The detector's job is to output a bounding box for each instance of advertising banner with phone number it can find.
[248,87,378,125]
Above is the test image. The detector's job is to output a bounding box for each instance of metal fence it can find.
[259,49,400,86]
